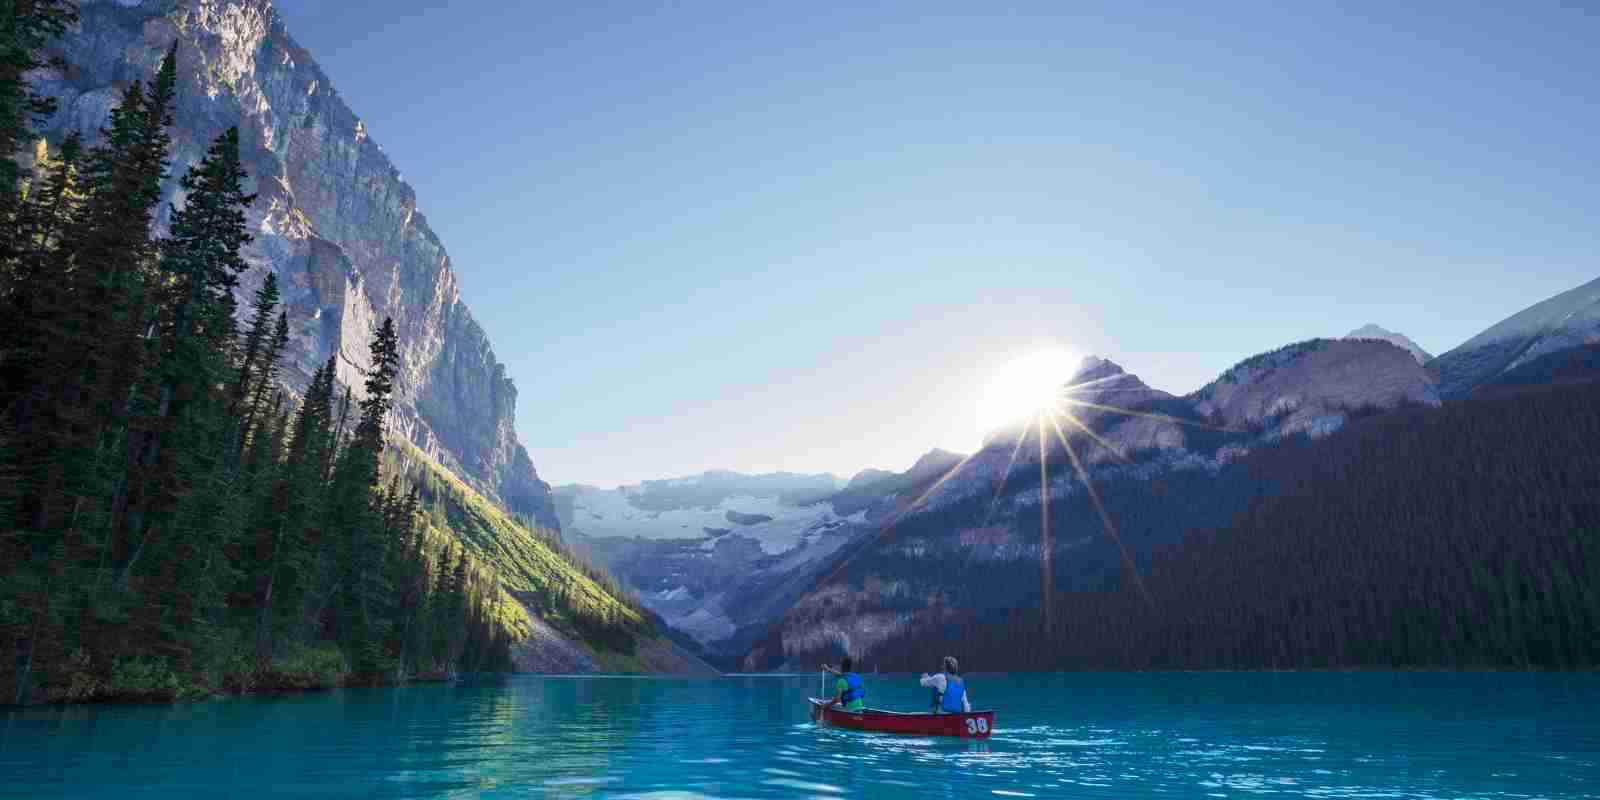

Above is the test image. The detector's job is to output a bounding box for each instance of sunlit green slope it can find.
[385,442,652,660]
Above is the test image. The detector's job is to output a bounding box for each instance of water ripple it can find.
[3,674,1599,799]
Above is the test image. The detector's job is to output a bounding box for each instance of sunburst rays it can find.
[1041,410,1153,610]
[816,363,1229,639]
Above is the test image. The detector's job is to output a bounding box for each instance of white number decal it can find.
[966,719,978,734]
[978,718,989,734]
[965,717,989,735]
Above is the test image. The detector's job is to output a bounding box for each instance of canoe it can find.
[808,698,995,739]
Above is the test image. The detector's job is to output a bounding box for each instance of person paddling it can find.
[819,657,867,712]
[919,656,971,714]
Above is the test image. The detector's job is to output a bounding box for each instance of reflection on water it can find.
[4,673,1599,799]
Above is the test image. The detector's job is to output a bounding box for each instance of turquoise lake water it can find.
[3,673,1598,799]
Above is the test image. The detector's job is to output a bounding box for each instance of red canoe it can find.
[808,698,996,739]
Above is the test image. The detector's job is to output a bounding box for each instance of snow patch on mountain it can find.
[561,486,844,555]
[1432,276,1600,399]
[1345,324,1431,364]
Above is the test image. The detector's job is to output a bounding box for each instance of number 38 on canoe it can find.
[808,698,996,739]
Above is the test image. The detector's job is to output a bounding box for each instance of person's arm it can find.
[963,692,971,713]
[918,673,946,691]
[820,664,840,676]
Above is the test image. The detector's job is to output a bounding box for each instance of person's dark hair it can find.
[841,657,853,673]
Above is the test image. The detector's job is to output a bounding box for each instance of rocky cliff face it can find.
[32,0,559,528]
[1190,339,1439,436]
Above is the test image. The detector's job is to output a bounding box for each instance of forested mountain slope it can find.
[1432,276,1600,399]
[0,5,695,704]
[762,377,1600,671]
[29,0,560,527]
[391,444,712,673]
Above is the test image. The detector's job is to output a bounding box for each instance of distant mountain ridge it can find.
[574,337,1442,668]
[553,470,855,662]
[555,277,1600,670]
[1431,276,1600,399]
[744,276,1600,671]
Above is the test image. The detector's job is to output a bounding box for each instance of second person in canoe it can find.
[920,656,971,713]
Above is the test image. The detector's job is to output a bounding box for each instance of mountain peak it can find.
[1066,356,1162,403]
[845,468,895,489]
[1070,355,1125,385]
[905,448,964,484]
[1345,324,1431,364]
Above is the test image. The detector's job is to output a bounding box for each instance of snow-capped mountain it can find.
[1345,324,1432,364]
[554,471,870,661]
[1431,276,1600,399]
[556,471,844,554]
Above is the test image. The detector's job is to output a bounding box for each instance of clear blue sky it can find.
[272,1,1598,487]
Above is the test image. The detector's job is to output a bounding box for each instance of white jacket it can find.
[919,672,972,712]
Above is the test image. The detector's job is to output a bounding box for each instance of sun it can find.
[975,346,1080,435]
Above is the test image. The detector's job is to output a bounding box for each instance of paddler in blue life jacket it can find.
[920,656,971,713]
[819,657,867,712]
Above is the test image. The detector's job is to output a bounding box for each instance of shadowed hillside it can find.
[766,378,1600,671]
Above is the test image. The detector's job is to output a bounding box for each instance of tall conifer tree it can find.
[0,0,78,244]
[232,272,281,418]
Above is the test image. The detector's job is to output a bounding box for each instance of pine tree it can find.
[232,273,281,418]
[0,130,80,434]
[325,385,351,482]
[118,124,255,674]
[240,394,294,661]
[325,318,401,675]
[3,130,82,294]
[240,311,290,454]
[0,0,78,242]
[283,357,337,644]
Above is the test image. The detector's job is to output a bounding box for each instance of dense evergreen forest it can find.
[775,376,1600,671]
[0,6,641,703]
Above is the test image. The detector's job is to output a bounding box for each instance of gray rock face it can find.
[1431,276,1600,399]
[33,0,558,528]
[1190,339,1440,436]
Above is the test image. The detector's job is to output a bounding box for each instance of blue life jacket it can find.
[941,675,966,713]
[842,672,865,705]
